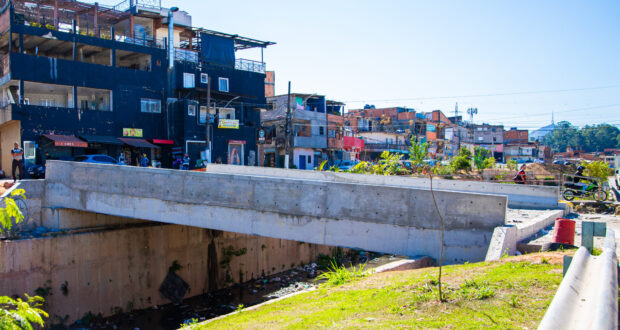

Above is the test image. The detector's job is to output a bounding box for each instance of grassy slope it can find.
[192,253,568,329]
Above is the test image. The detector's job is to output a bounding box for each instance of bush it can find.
[432,165,454,176]
[582,160,613,180]
[507,159,518,171]
[316,260,366,286]
[481,157,496,169]
[451,156,471,172]
[0,295,48,329]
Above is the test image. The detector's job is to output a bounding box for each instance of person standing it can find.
[118,152,126,165]
[11,142,24,182]
[182,153,190,170]
[140,153,150,167]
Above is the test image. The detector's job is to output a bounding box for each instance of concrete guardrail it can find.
[538,229,618,330]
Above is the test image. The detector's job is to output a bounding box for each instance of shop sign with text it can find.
[123,128,143,137]
[218,119,239,129]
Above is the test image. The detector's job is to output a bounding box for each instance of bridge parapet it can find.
[44,161,508,263]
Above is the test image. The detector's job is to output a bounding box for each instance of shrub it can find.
[507,159,518,171]
[316,260,366,286]
[481,157,496,169]
[451,156,471,172]
[582,160,613,180]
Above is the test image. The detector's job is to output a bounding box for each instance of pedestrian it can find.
[513,164,527,184]
[182,153,190,170]
[140,153,150,167]
[10,142,24,182]
[118,152,126,165]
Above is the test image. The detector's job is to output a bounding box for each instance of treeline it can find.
[541,121,620,153]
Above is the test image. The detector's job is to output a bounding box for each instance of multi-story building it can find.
[503,127,538,162]
[262,93,327,169]
[463,123,505,161]
[0,0,273,174]
[326,100,345,163]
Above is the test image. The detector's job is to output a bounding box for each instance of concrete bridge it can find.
[42,161,508,263]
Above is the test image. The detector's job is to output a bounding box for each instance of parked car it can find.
[26,164,45,179]
[72,154,121,165]
[336,160,359,171]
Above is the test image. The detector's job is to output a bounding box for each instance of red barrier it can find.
[552,218,576,245]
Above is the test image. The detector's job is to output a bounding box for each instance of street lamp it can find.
[168,7,179,70]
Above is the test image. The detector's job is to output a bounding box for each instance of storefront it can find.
[39,134,88,162]
[151,139,175,168]
[78,135,123,157]
[227,140,245,165]
[118,138,160,166]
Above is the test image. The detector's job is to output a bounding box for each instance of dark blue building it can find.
[0,0,273,174]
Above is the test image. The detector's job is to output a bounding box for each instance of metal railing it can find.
[235,58,265,73]
[175,48,199,63]
[538,228,617,329]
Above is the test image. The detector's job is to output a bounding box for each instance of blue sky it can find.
[98,0,620,130]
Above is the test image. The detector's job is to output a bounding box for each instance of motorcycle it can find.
[562,176,607,202]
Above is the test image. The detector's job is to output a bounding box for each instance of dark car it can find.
[73,154,120,165]
[26,164,45,179]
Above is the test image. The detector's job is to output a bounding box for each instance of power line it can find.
[342,84,620,103]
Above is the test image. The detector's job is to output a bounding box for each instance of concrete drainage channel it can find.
[201,256,434,325]
[538,229,618,329]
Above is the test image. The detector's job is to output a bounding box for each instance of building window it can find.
[188,104,196,116]
[141,98,161,113]
[218,107,235,120]
[307,156,312,164]
[40,99,55,107]
[199,106,207,124]
[218,77,229,92]
[319,126,324,135]
[183,73,195,88]
[78,87,112,111]
[201,73,208,84]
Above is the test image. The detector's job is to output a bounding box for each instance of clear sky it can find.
[98,0,620,130]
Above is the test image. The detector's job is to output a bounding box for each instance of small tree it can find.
[473,147,490,170]
[0,295,48,329]
[0,189,48,329]
[481,157,496,169]
[507,159,518,171]
[582,161,613,180]
[409,137,428,167]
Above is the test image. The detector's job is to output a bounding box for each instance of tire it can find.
[594,190,608,202]
[562,189,575,201]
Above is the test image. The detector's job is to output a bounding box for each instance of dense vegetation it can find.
[541,121,620,153]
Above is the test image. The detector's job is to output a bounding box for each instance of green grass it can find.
[187,253,567,329]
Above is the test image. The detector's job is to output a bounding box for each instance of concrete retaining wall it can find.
[44,161,508,263]
[0,222,333,324]
[485,209,565,260]
[203,164,559,209]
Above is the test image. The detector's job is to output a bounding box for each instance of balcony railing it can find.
[365,143,408,152]
[235,58,265,74]
[175,48,199,63]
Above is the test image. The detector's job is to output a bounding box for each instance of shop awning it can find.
[42,134,88,148]
[118,138,160,149]
[152,139,175,145]
[79,135,123,145]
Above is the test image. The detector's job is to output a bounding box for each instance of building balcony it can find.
[364,143,408,152]
[294,136,326,149]
[235,58,265,74]
[328,138,343,150]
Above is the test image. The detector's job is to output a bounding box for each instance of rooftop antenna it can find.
[467,107,478,123]
[454,102,459,118]
[551,110,555,124]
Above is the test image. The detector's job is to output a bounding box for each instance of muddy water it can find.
[66,254,402,330]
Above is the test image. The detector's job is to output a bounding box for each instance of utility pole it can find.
[206,76,211,163]
[284,81,292,169]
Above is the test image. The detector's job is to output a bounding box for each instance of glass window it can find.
[183,73,195,88]
[23,141,35,159]
[218,107,235,120]
[201,73,208,84]
[141,98,161,113]
[319,127,325,135]
[188,104,196,116]
[218,77,229,92]
[199,106,207,124]
[77,87,112,111]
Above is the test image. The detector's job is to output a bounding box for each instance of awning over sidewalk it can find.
[118,138,160,149]
[79,135,123,145]
[42,134,88,148]
[152,139,175,145]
